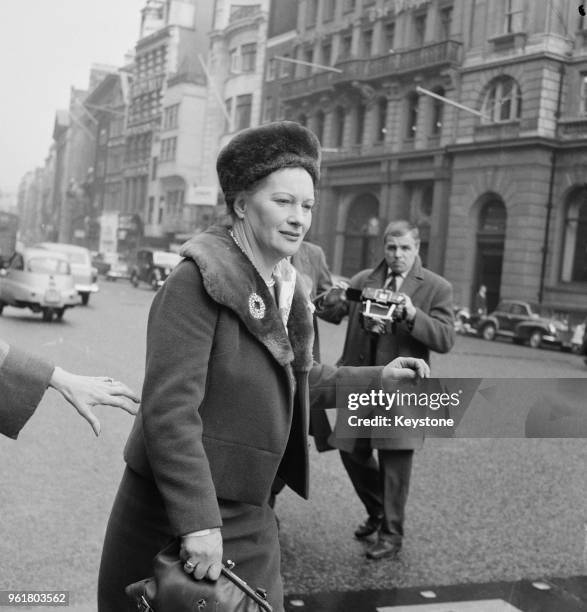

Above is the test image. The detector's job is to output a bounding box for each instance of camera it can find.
[350,287,406,334]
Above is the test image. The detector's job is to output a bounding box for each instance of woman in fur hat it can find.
[97,121,428,611]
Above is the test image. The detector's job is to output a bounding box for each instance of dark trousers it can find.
[340,447,413,543]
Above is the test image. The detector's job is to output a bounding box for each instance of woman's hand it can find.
[383,357,430,382]
[181,528,223,581]
[49,367,140,436]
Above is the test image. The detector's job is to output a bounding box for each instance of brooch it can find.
[248,293,266,319]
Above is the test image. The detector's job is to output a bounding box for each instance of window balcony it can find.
[280,40,462,101]
[558,117,587,139]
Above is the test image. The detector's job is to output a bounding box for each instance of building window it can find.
[225,98,233,131]
[504,0,523,33]
[263,96,275,122]
[267,57,277,81]
[562,187,587,282]
[321,40,332,66]
[298,113,308,127]
[581,73,587,113]
[279,53,293,78]
[431,87,444,135]
[334,106,346,147]
[166,189,184,217]
[158,197,164,224]
[148,196,155,224]
[241,43,257,72]
[355,103,366,145]
[229,48,240,72]
[151,156,158,180]
[384,21,395,52]
[376,98,388,142]
[303,47,314,76]
[306,0,318,26]
[414,12,427,46]
[323,0,335,21]
[160,136,177,161]
[163,104,179,130]
[343,0,356,13]
[361,29,373,57]
[315,110,325,143]
[439,6,453,40]
[406,92,419,138]
[339,33,353,60]
[235,94,252,130]
[481,76,522,123]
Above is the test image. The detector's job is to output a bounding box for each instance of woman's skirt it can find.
[98,466,283,611]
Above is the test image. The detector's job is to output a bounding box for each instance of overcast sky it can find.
[0,0,146,194]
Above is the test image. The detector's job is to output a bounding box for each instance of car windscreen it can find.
[27,257,70,275]
[153,252,182,267]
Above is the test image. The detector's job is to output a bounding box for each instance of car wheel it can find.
[80,292,90,306]
[42,308,54,323]
[529,330,543,349]
[0,301,3,315]
[131,273,139,288]
[481,323,496,341]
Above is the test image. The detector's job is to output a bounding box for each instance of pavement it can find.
[284,575,587,611]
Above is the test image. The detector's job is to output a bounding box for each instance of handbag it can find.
[125,540,273,612]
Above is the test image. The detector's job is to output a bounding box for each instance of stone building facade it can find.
[267,0,587,317]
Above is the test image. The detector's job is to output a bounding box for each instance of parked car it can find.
[0,248,79,322]
[477,299,573,350]
[129,249,182,290]
[35,242,98,305]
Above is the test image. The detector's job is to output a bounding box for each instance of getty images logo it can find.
[581,5,586,17]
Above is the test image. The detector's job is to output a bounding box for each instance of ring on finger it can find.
[183,560,196,573]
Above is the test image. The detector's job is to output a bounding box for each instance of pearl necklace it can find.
[229,229,276,288]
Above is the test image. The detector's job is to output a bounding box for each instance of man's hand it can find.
[395,294,417,323]
[49,367,140,436]
[382,357,430,382]
[181,528,223,581]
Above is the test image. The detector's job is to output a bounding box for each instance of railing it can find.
[280,40,462,100]
[558,117,587,139]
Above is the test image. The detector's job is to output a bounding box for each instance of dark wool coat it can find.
[325,256,455,452]
[0,339,54,439]
[123,226,383,536]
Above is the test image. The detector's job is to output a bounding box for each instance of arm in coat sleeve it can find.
[406,277,455,354]
[140,261,223,534]
[316,269,369,325]
[0,339,55,439]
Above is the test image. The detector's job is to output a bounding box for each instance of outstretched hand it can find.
[382,357,430,382]
[49,367,140,436]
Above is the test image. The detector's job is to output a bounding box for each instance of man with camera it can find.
[323,220,455,559]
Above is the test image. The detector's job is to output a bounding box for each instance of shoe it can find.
[365,537,401,560]
[354,516,383,539]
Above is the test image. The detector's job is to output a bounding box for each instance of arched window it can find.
[406,91,419,139]
[315,110,325,143]
[481,76,522,123]
[334,106,346,148]
[355,102,366,145]
[376,98,388,142]
[430,87,444,136]
[562,187,587,282]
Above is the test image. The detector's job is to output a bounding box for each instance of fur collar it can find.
[180,225,314,372]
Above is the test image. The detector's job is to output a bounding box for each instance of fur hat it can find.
[217,121,321,213]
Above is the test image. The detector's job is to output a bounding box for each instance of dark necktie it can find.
[385,272,399,292]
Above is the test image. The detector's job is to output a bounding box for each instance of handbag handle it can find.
[221,562,273,611]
